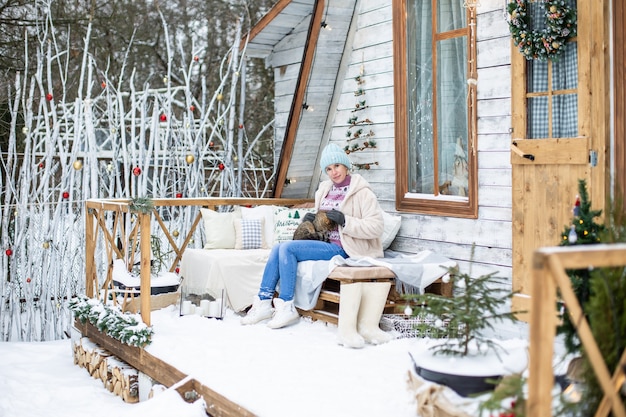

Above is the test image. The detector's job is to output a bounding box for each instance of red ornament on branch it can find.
[238,124,243,129]
[101,81,106,88]
[175,267,180,274]
[45,93,53,101]
[175,193,183,198]
[26,278,31,283]
[5,249,13,256]
[159,114,167,122]
[133,167,142,176]
[189,105,195,112]
[193,56,199,62]
[62,191,70,199]
[218,163,225,171]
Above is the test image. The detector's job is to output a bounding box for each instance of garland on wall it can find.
[344,64,378,170]
[507,0,577,61]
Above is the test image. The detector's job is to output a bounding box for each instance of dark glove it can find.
[326,209,345,227]
[302,212,316,223]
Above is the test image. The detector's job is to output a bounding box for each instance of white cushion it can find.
[234,218,267,250]
[381,211,402,250]
[200,207,241,249]
[241,205,280,248]
[273,207,316,245]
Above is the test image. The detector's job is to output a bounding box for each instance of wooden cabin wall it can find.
[269,17,312,171]
[318,0,515,284]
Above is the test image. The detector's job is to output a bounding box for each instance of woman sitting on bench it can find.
[241,143,386,347]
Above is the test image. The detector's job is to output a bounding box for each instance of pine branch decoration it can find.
[130,197,154,214]
[68,295,154,347]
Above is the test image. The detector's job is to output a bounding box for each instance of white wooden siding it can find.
[318,1,516,286]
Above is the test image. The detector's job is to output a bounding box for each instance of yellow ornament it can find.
[217,93,224,101]
[22,127,29,134]
[186,154,195,164]
[42,241,50,249]
[172,230,180,237]
[73,160,83,170]
[549,5,557,13]
[552,41,559,49]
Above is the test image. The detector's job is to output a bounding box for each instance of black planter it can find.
[414,364,501,397]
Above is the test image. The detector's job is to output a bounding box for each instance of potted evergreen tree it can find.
[406,246,526,397]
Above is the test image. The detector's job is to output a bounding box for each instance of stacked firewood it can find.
[72,337,139,403]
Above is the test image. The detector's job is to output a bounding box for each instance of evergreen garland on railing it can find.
[130,196,155,214]
[68,295,154,347]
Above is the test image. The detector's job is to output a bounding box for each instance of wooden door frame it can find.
[509,0,611,315]
[614,0,625,200]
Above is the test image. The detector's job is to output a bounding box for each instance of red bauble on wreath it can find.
[159,114,167,122]
[62,191,70,199]
[5,249,13,256]
[45,93,53,101]
[218,163,225,171]
[133,167,142,176]
[175,193,183,198]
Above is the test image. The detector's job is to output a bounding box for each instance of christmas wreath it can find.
[507,0,577,61]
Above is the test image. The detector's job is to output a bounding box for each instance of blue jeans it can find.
[258,240,348,302]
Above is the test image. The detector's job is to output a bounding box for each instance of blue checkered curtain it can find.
[527,0,578,139]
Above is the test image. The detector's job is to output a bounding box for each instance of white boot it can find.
[357,282,393,345]
[241,296,274,325]
[267,298,300,329]
[337,282,365,348]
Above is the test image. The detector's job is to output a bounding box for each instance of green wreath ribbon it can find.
[507,0,577,61]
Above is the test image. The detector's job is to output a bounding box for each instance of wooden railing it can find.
[85,197,313,325]
[528,243,626,416]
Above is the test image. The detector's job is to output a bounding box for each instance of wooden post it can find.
[85,206,96,298]
[549,256,626,417]
[526,250,557,416]
[139,212,151,326]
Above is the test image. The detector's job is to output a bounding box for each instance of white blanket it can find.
[181,248,456,312]
[293,250,456,310]
[180,248,271,312]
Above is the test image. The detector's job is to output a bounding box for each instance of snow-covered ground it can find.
[0,306,535,417]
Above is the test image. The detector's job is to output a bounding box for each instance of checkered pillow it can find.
[234,218,267,250]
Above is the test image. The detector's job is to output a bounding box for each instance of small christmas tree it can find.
[576,194,626,414]
[408,245,519,357]
[557,179,605,353]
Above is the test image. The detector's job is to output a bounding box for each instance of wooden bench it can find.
[298,266,452,325]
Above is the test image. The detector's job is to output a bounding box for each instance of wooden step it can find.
[318,290,340,303]
[299,308,338,325]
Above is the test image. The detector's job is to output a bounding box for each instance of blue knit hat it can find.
[320,143,352,170]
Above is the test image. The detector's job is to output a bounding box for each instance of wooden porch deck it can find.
[72,306,426,417]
